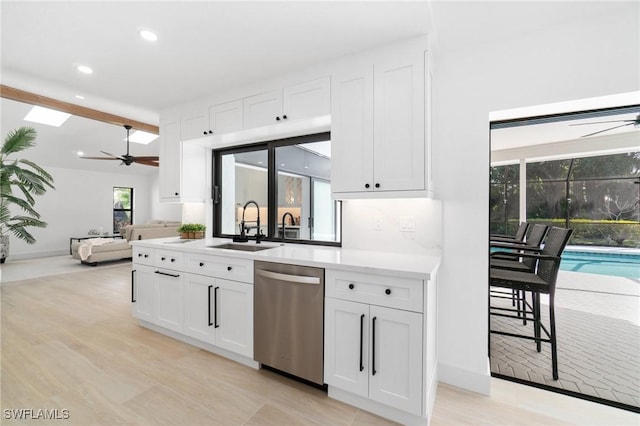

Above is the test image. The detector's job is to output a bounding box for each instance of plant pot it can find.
[194,231,204,239]
[180,232,190,239]
[0,235,8,263]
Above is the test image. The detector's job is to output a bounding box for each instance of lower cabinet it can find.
[184,273,253,358]
[324,297,423,416]
[132,265,156,322]
[155,269,184,333]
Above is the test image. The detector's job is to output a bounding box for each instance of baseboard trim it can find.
[9,249,67,260]
[437,360,491,396]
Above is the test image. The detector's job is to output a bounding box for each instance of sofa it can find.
[71,221,181,265]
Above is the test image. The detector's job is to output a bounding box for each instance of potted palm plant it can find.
[0,127,55,263]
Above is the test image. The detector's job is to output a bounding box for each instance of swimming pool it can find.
[560,249,640,279]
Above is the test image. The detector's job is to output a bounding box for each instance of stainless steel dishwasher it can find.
[254,261,324,385]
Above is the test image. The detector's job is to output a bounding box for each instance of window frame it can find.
[113,186,133,234]
[213,132,341,247]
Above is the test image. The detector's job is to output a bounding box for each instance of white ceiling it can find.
[1,1,637,176]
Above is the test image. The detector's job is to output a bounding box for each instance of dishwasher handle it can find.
[255,269,321,285]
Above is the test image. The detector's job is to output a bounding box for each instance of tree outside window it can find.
[113,187,133,234]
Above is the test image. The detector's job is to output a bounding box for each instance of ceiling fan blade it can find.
[580,122,634,138]
[80,156,120,160]
[570,119,635,126]
[134,159,160,167]
[100,150,126,160]
[131,156,160,161]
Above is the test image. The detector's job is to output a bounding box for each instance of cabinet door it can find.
[214,279,253,358]
[283,77,330,121]
[180,142,208,202]
[159,116,181,201]
[155,270,184,333]
[183,273,215,343]
[373,51,425,192]
[209,100,243,134]
[243,90,282,129]
[330,66,374,193]
[324,298,369,397]
[182,109,208,140]
[369,305,423,416]
[132,266,155,322]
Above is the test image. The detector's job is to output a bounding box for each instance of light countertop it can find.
[131,237,440,280]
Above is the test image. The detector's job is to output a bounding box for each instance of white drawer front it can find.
[326,270,423,313]
[155,249,184,271]
[185,254,253,283]
[132,247,155,266]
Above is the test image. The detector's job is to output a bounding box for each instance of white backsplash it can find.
[341,198,442,253]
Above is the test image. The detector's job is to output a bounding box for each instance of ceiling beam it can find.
[0,85,159,134]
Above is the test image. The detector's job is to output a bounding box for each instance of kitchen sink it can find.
[208,243,276,252]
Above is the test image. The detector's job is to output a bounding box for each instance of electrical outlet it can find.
[400,216,415,232]
[374,216,383,231]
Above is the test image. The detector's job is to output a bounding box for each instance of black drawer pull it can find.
[131,270,136,303]
[359,314,365,372]
[199,262,205,267]
[348,283,355,290]
[385,289,391,295]
[154,270,180,278]
[161,256,166,261]
[227,266,232,271]
[372,316,377,376]
[214,286,220,328]
[208,285,213,326]
[137,253,142,257]
[171,258,176,262]
[144,254,149,258]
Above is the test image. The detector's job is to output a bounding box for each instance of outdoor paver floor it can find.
[490,271,640,409]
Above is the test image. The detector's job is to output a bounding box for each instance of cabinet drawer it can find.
[155,249,184,271]
[325,270,423,313]
[132,247,155,266]
[185,254,253,283]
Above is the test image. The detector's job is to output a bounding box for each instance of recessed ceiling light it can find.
[128,130,158,145]
[77,151,84,156]
[76,64,93,74]
[139,29,158,42]
[24,106,71,127]
[75,95,85,100]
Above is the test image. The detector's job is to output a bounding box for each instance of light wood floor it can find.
[1,264,637,425]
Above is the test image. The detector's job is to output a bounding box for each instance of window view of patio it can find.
[113,187,133,234]
[489,106,639,412]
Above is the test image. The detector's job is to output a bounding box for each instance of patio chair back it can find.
[521,224,549,269]
[514,222,529,241]
[537,227,573,285]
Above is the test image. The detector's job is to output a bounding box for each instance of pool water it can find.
[560,250,640,279]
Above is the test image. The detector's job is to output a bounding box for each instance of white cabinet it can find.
[155,268,184,333]
[132,265,155,322]
[181,107,208,140]
[244,77,330,128]
[209,100,244,134]
[325,298,423,415]
[331,48,428,197]
[159,113,181,201]
[183,273,254,359]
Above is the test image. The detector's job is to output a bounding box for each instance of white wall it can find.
[433,6,639,394]
[7,167,155,259]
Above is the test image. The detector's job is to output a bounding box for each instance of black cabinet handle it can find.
[203,131,208,135]
[359,314,365,372]
[348,283,355,290]
[276,116,281,121]
[372,316,377,375]
[227,266,232,271]
[385,289,391,295]
[131,270,136,303]
[137,253,142,257]
[175,192,179,196]
[144,254,149,258]
[365,183,370,189]
[199,262,204,267]
[161,256,166,261]
[208,285,213,326]
[214,286,220,328]
[282,114,287,120]
[209,130,213,134]
[170,258,176,262]
[154,270,180,278]
[375,183,380,188]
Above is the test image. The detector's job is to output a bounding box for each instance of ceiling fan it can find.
[81,125,159,167]
[569,113,640,138]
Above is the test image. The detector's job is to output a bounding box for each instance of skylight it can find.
[128,130,158,145]
[24,106,71,127]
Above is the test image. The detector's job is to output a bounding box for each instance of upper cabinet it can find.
[209,100,244,135]
[331,46,429,198]
[243,90,283,128]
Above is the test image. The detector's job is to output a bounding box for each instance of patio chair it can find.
[490,222,529,243]
[489,226,573,380]
[490,224,549,272]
